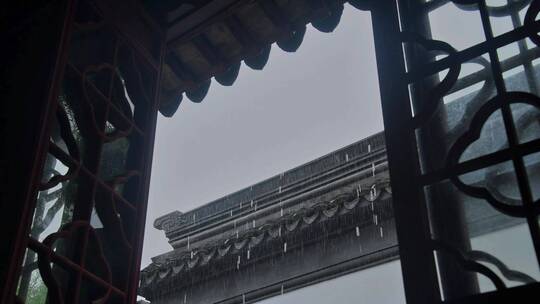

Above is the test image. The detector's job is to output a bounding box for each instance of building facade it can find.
[140,126,528,303]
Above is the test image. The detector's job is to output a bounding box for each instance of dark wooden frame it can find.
[371,0,540,303]
[1,0,165,303]
[2,0,540,303]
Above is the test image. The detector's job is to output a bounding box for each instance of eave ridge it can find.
[155,132,386,240]
[158,0,373,116]
[140,177,391,288]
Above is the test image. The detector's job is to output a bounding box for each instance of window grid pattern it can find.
[14,1,163,303]
[370,0,540,302]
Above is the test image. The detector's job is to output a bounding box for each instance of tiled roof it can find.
[149,0,370,116]
[154,132,386,244]
[140,180,391,290]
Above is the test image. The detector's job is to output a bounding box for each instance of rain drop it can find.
[370,186,377,201]
[281,284,284,295]
[247,250,251,260]
[283,242,287,253]
[380,226,384,238]
[355,226,360,237]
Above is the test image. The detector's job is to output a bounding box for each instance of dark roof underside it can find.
[143,0,369,116]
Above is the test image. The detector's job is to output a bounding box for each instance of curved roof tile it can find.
[140,180,391,288]
[157,0,371,116]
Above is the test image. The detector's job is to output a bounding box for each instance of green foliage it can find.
[25,272,47,304]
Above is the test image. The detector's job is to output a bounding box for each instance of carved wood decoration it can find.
[10,1,164,303]
[369,0,540,303]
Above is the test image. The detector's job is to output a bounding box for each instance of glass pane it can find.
[34,154,75,242]
[425,165,539,300]
[17,254,48,304]
[428,2,485,51]
[403,0,540,299]
[16,248,71,304]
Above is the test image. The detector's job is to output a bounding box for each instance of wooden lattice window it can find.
[3,1,164,303]
[369,0,540,302]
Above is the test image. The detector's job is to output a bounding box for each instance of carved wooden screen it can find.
[7,1,164,303]
[367,0,540,302]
